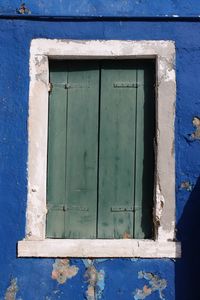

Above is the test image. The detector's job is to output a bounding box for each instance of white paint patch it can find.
[157,225,175,242]
[155,183,165,223]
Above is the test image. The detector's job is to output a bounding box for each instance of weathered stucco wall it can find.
[0,0,200,17]
[0,3,200,299]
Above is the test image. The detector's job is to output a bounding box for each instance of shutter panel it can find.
[98,61,137,238]
[47,62,68,238]
[134,61,155,238]
[47,61,99,239]
[64,61,99,238]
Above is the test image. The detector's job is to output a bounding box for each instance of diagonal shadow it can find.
[176,176,200,299]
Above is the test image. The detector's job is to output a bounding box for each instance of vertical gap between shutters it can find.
[46,62,51,229]
[133,65,138,238]
[96,62,101,238]
[64,62,69,238]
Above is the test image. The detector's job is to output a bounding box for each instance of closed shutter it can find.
[47,61,99,238]
[46,60,154,239]
[98,61,137,238]
[134,62,155,239]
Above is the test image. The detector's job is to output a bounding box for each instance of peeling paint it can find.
[186,117,200,142]
[85,261,105,300]
[130,258,139,262]
[51,259,79,284]
[191,117,200,140]
[134,271,167,300]
[82,259,93,268]
[155,183,165,224]
[82,259,109,267]
[123,231,132,238]
[16,3,31,14]
[95,259,109,264]
[5,278,19,300]
[96,270,105,299]
[85,265,97,300]
[180,181,193,191]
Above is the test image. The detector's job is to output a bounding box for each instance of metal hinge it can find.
[47,204,88,212]
[111,206,135,212]
[113,82,140,88]
[48,82,90,91]
[110,206,142,212]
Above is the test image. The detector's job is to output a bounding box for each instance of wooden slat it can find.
[64,61,99,238]
[46,62,68,238]
[98,61,137,238]
[134,61,155,238]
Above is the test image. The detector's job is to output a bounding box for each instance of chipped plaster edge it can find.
[25,52,49,240]
[155,44,176,241]
[18,39,177,257]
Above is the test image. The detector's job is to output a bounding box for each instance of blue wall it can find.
[0,0,200,17]
[0,10,200,300]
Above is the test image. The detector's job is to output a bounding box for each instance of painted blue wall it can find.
[0,11,200,300]
[1,0,200,17]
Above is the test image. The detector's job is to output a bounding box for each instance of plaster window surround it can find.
[18,39,181,258]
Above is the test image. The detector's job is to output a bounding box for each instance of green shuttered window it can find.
[46,60,155,239]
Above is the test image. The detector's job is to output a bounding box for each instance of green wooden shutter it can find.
[64,61,99,238]
[98,60,154,239]
[134,61,155,238]
[46,62,68,238]
[98,61,137,238]
[46,61,99,238]
[46,60,154,240]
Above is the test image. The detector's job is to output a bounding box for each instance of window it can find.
[18,39,180,258]
[47,60,155,239]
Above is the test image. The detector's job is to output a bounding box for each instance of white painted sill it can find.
[18,239,181,258]
[18,39,181,258]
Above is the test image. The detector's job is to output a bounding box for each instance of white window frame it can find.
[18,39,181,258]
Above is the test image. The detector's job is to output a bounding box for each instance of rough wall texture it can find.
[0,2,200,299]
[0,0,200,16]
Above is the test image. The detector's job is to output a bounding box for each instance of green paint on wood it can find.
[98,61,137,238]
[64,61,99,238]
[134,61,155,238]
[47,61,99,238]
[47,62,67,238]
[46,60,155,239]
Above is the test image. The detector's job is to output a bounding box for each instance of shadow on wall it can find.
[176,176,200,300]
